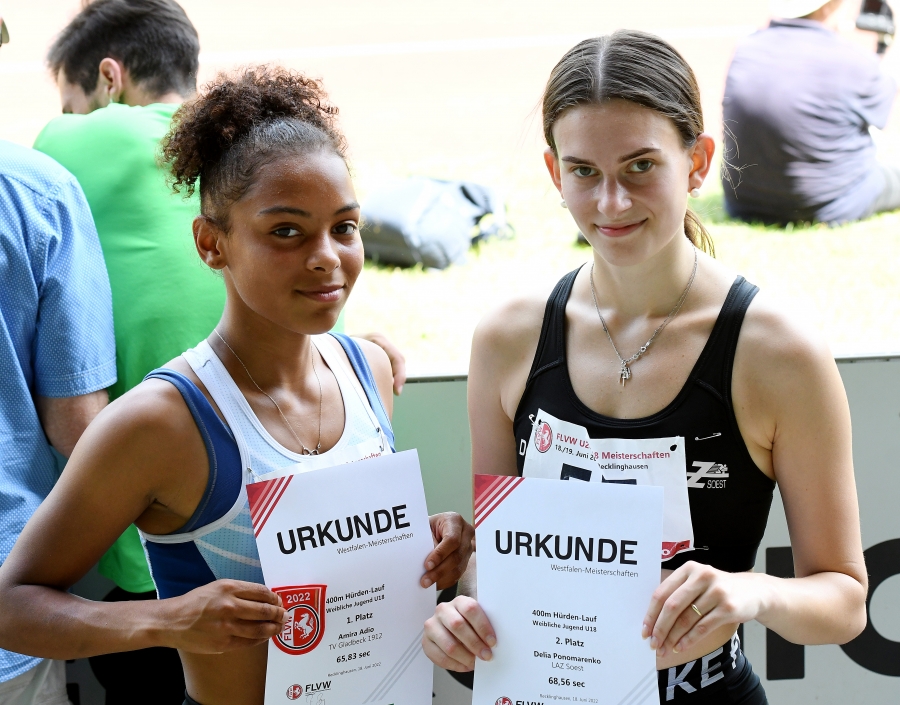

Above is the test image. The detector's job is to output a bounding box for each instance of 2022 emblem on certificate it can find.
[273,585,326,655]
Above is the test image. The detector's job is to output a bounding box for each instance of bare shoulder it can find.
[471,289,555,420]
[72,371,202,481]
[472,293,550,366]
[352,337,393,387]
[733,289,845,443]
[737,290,837,384]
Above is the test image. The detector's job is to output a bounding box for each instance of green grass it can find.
[343,159,900,377]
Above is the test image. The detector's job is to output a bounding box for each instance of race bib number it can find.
[522,409,693,560]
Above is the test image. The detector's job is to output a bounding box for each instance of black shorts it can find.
[88,588,185,705]
[658,633,767,703]
[183,693,202,705]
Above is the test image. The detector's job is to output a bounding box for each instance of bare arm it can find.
[469,297,545,477]
[35,389,108,458]
[0,381,285,660]
[644,297,867,657]
[457,553,477,599]
[738,298,866,643]
[355,336,395,419]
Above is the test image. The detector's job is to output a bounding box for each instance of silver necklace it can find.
[214,329,323,455]
[589,248,698,386]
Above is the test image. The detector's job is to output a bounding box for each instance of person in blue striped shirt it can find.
[0,11,117,705]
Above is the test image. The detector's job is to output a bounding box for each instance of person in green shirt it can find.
[37,4,208,590]
[34,2,210,703]
[35,2,406,702]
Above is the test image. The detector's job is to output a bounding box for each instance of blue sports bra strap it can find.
[143,368,237,533]
[329,333,396,452]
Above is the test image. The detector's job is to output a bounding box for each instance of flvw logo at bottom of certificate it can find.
[285,682,333,702]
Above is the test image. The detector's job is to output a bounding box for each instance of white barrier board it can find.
[394,356,900,705]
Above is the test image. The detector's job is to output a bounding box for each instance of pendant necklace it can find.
[214,329,323,455]
[589,248,698,386]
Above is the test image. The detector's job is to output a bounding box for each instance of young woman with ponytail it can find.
[0,67,473,705]
[423,31,867,704]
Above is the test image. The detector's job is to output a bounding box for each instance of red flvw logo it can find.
[535,421,553,453]
[286,684,304,700]
[496,698,513,705]
[272,585,327,656]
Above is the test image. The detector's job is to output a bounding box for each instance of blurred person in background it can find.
[35,2,214,700]
[0,9,116,705]
[722,0,899,224]
[36,2,407,702]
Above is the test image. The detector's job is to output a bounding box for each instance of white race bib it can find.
[522,409,693,560]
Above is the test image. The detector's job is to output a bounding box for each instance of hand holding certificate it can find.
[466,476,663,705]
[247,450,436,705]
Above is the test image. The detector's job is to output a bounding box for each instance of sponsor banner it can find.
[472,475,663,705]
[522,409,693,560]
[248,450,435,705]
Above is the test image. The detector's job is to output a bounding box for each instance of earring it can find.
[690,188,700,199]
[561,200,568,209]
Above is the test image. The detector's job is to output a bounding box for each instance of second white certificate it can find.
[472,475,663,705]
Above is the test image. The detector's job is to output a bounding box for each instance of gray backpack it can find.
[360,177,511,269]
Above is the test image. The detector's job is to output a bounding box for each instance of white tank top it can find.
[140,336,391,593]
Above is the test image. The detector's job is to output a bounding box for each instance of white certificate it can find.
[472,475,663,705]
[247,450,436,705]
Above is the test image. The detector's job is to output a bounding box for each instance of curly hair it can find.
[162,66,347,225]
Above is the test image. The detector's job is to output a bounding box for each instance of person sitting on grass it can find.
[722,0,898,224]
[0,66,473,705]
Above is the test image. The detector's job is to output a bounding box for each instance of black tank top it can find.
[513,269,775,573]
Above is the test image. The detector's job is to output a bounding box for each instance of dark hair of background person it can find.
[162,66,348,229]
[47,0,199,98]
[542,30,715,256]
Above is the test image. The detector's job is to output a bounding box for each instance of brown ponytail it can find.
[685,209,715,257]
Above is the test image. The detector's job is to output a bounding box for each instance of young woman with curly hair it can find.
[422,31,867,704]
[0,67,473,705]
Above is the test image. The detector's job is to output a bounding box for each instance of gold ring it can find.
[691,603,703,619]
